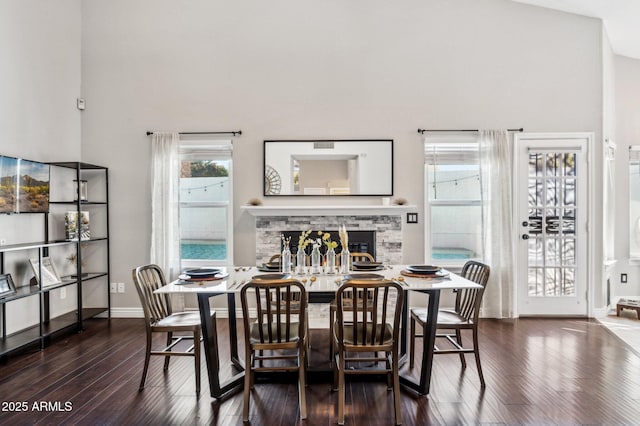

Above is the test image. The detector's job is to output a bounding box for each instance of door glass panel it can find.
[527,151,578,297]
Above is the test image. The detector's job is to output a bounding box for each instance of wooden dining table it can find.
[155,265,482,399]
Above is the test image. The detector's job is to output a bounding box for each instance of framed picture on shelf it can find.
[65,211,90,241]
[0,274,17,298]
[29,257,62,287]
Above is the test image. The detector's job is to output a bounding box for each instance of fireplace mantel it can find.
[242,205,416,217]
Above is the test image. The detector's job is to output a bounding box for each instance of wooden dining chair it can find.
[350,251,375,263]
[240,278,308,423]
[132,264,210,395]
[329,251,377,362]
[409,260,490,387]
[332,279,404,425]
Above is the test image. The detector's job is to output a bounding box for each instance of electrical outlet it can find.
[0,238,6,246]
[60,287,66,299]
[117,282,125,293]
[110,282,117,293]
[621,273,628,283]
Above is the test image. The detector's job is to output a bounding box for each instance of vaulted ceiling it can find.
[512,0,640,59]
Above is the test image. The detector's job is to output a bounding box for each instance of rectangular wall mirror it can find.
[263,139,393,196]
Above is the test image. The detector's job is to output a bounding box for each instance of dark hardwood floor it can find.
[1,316,639,425]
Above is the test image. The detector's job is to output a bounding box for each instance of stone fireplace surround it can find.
[251,211,405,265]
[243,205,414,324]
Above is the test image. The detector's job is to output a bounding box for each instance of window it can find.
[424,137,483,266]
[179,140,233,267]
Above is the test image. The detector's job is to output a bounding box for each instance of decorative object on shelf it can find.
[247,198,262,206]
[264,165,282,195]
[393,197,408,205]
[29,257,61,287]
[67,248,89,278]
[339,224,350,274]
[65,211,90,241]
[74,179,88,202]
[0,273,17,298]
[281,234,292,273]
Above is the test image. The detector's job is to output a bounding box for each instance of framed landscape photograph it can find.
[0,273,17,298]
[29,257,61,287]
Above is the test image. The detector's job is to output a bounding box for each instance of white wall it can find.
[0,0,82,326]
[614,55,640,297]
[78,0,604,311]
[0,0,81,161]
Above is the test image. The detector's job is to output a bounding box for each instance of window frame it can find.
[424,135,483,268]
[179,139,234,268]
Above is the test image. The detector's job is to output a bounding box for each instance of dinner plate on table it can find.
[258,262,281,272]
[342,273,385,280]
[183,268,221,278]
[252,273,291,280]
[405,265,442,275]
[178,271,229,283]
[352,261,384,271]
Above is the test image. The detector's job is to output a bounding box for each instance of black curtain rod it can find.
[146,130,242,136]
[417,128,523,134]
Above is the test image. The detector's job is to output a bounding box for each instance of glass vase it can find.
[311,247,321,274]
[325,247,336,274]
[340,249,350,274]
[281,245,292,274]
[296,247,306,275]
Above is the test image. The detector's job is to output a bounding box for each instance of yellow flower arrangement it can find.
[318,230,338,250]
[298,230,313,250]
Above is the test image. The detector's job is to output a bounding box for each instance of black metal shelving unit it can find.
[0,162,110,358]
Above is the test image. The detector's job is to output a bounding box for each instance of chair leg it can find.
[298,344,307,420]
[164,331,172,370]
[329,305,335,362]
[337,352,345,425]
[409,316,416,368]
[455,329,466,369]
[193,327,201,396]
[386,351,392,390]
[392,349,403,425]
[243,346,253,422]
[472,327,485,388]
[139,331,152,390]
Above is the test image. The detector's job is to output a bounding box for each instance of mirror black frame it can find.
[263,139,394,197]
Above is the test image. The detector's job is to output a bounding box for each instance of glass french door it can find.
[516,135,588,316]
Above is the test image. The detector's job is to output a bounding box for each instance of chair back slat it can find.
[456,261,490,321]
[132,264,172,324]
[241,278,306,345]
[336,279,403,349]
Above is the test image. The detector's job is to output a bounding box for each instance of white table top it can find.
[155,265,481,294]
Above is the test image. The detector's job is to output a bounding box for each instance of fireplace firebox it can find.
[281,230,375,258]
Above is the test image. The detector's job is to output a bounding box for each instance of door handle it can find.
[522,234,529,240]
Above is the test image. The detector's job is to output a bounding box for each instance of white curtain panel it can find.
[479,130,515,318]
[150,132,181,282]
